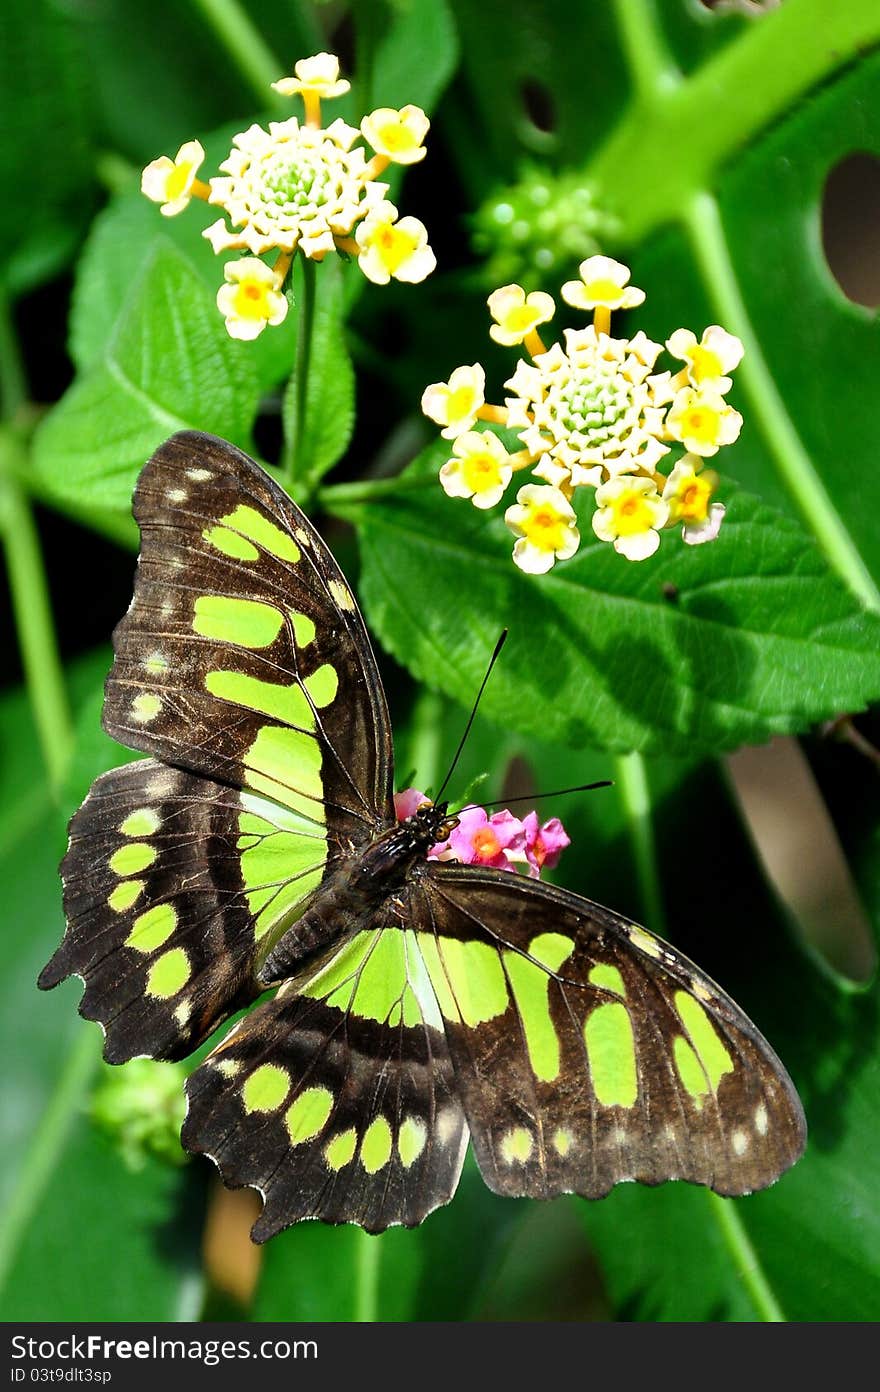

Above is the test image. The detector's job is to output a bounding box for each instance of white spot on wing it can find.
[732,1129,748,1156]
[329,578,355,612]
[186,468,213,482]
[754,1104,768,1136]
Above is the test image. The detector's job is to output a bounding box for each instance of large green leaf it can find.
[352,464,880,757]
[69,173,298,394]
[32,243,261,515]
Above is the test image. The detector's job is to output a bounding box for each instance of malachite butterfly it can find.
[39,431,806,1240]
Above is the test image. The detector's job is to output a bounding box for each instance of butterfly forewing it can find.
[415,865,806,1200]
[183,926,468,1236]
[42,431,397,1062]
[103,431,394,841]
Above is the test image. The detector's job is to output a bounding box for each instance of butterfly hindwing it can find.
[41,758,330,1061]
[183,925,468,1237]
[103,430,394,842]
[416,865,806,1200]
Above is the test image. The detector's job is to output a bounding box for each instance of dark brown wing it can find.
[103,430,394,842]
[415,864,806,1200]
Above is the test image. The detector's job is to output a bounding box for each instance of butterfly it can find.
[39,431,806,1240]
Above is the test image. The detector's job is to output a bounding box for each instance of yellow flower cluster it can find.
[141,54,435,339]
[422,257,744,571]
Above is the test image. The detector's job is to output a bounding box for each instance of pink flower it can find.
[521,812,570,878]
[394,787,430,821]
[430,805,525,873]
[394,791,569,879]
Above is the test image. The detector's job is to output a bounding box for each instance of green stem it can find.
[319,472,435,513]
[610,0,680,103]
[612,751,666,937]
[707,1193,787,1322]
[586,0,880,242]
[189,0,285,108]
[684,190,880,612]
[0,1028,101,1295]
[354,1230,381,1322]
[0,287,27,420]
[284,257,318,495]
[406,688,446,796]
[614,750,785,1321]
[0,442,75,799]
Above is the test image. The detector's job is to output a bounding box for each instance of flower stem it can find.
[354,1230,381,1322]
[318,472,435,512]
[406,688,446,796]
[0,288,27,421]
[0,444,75,799]
[189,0,285,108]
[684,190,880,612]
[612,750,666,937]
[587,0,880,242]
[610,0,680,103]
[284,256,317,495]
[0,286,74,801]
[707,1193,786,1322]
[614,748,785,1321]
[0,1027,100,1297]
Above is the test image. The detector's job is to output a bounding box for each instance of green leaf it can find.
[0,0,96,295]
[31,242,261,515]
[69,182,298,393]
[253,1224,423,1321]
[282,260,356,487]
[353,464,880,756]
[370,0,459,112]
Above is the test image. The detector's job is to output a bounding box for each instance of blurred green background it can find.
[2,0,880,1322]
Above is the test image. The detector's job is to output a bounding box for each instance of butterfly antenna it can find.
[435,630,508,805]
[478,781,613,810]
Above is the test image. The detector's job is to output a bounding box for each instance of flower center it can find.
[506,305,539,333]
[260,148,332,209]
[550,359,635,448]
[377,120,417,152]
[681,405,719,444]
[582,277,623,303]
[523,505,568,552]
[374,222,418,272]
[688,345,723,383]
[166,163,193,200]
[612,490,655,536]
[233,280,271,318]
[462,451,501,493]
[677,477,711,520]
[447,385,476,421]
[471,827,501,861]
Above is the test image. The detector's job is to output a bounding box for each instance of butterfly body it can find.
[258,803,456,984]
[39,431,806,1239]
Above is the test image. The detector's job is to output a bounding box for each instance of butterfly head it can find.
[407,798,459,848]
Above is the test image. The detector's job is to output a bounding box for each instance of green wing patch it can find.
[103,431,393,844]
[417,865,806,1200]
[183,926,468,1237]
[41,759,329,1062]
